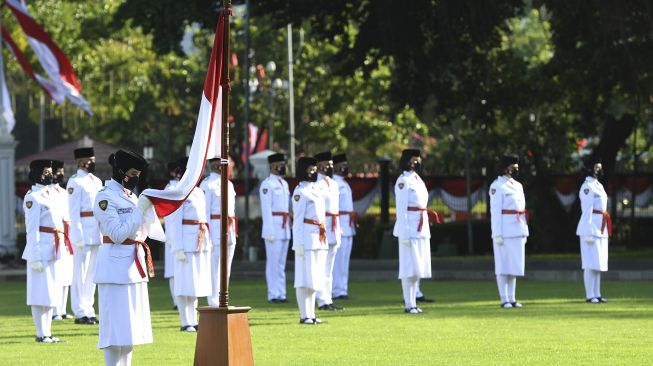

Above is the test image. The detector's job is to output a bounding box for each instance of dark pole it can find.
[379,156,391,224]
[465,139,474,254]
[242,0,251,261]
[219,0,232,308]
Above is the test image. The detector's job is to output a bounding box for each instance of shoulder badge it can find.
[262,188,268,194]
[294,194,300,202]
[98,200,108,211]
[583,188,589,195]
[68,187,74,194]
[26,201,33,209]
[490,188,496,195]
[398,183,404,189]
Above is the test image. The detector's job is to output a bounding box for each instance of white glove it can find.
[30,261,44,272]
[493,236,504,245]
[137,195,152,214]
[175,250,188,263]
[584,236,595,245]
[294,246,305,257]
[74,241,85,249]
[400,239,411,247]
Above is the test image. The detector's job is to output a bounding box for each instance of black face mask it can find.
[324,167,334,178]
[508,169,520,180]
[275,165,286,176]
[411,162,423,175]
[86,161,96,174]
[595,170,604,180]
[55,173,65,185]
[40,174,53,185]
[307,172,318,182]
[122,175,140,191]
[338,166,350,176]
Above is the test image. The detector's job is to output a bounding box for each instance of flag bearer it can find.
[489,155,529,309]
[23,159,64,342]
[259,153,291,303]
[332,153,356,300]
[292,157,328,324]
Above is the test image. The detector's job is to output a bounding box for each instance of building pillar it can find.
[0,133,17,256]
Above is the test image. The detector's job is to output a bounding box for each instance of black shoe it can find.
[416,296,434,303]
[328,304,344,311]
[180,325,197,332]
[333,295,349,300]
[61,314,71,320]
[173,305,178,310]
[268,298,280,304]
[279,298,288,303]
[194,325,199,331]
[597,297,608,303]
[35,336,60,343]
[318,304,333,311]
[299,318,315,325]
[89,317,99,324]
[74,316,94,325]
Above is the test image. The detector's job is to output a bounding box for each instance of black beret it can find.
[499,155,519,169]
[109,150,147,172]
[51,160,64,170]
[267,153,285,163]
[74,147,94,159]
[314,151,332,162]
[30,159,52,173]
[333,153,347,164]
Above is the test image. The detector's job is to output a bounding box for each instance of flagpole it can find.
[218,0,232,308]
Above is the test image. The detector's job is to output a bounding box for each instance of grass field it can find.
[0,278,651,365]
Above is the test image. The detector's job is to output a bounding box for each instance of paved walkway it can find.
[2,258,651,281]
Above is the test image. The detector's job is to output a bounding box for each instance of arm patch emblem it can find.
[263,188,268,194]
[294,195,300,202]
[583,188,589,195]
[68,188,74,194]
[26,201,33,209]
[398,183,404,189]
[99,200,108,211]
[490,188,496,195]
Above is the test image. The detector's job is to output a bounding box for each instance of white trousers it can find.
[332,236,353,297]
[496,275,517,303]
[416,281,423,298]
[177,296,198,327]
[71,245,98,318]
[296,287,316,319]
[208,244,236,306]
[31,305,54,337]
[583,269,602,299]
[316,243,339,306]
[54,286,70,316]
[103,346,133,366]
[401,276,418,309]
[168,278,178,308]
[265,239,289,300]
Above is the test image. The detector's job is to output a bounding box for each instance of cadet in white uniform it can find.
[200,157,237,307]
[169,157,212,331]
[50,160,74,321]
[394,149,438,314]
[292,157,328,324]
[259,153,291,303]
[163,161,179,310]
[576,160,610,303]
[23,160,64,343]
[67,147,103,325]
[93,150,154,366]
[313,152,344,311]
[489,155,529,308]
[332,153,356,300]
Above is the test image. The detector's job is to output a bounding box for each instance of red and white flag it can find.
[5,0,91,115]
[142,12,226,218]
[1,25,63,103]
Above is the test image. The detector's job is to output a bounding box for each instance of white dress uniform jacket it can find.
[292,181,328,290]
[50,184,74,287]
[23,185,64,306]
[259,174,291,240]
[489,176,529,276]
[67,169,103,245]
[200,172,237,245]
[334,175,356,237]
[315,174,342,245]
[576,176,609,271]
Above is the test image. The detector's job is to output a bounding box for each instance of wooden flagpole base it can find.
[193,306,254,366]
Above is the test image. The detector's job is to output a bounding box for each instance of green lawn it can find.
[0,278,651,365]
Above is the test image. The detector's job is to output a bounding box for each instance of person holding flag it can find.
[93,150,155,365]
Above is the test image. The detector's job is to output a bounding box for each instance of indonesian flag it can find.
[1,25,64,103]
[0,61,15,133]
[5,0,92,115]
[141,12,225,218]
